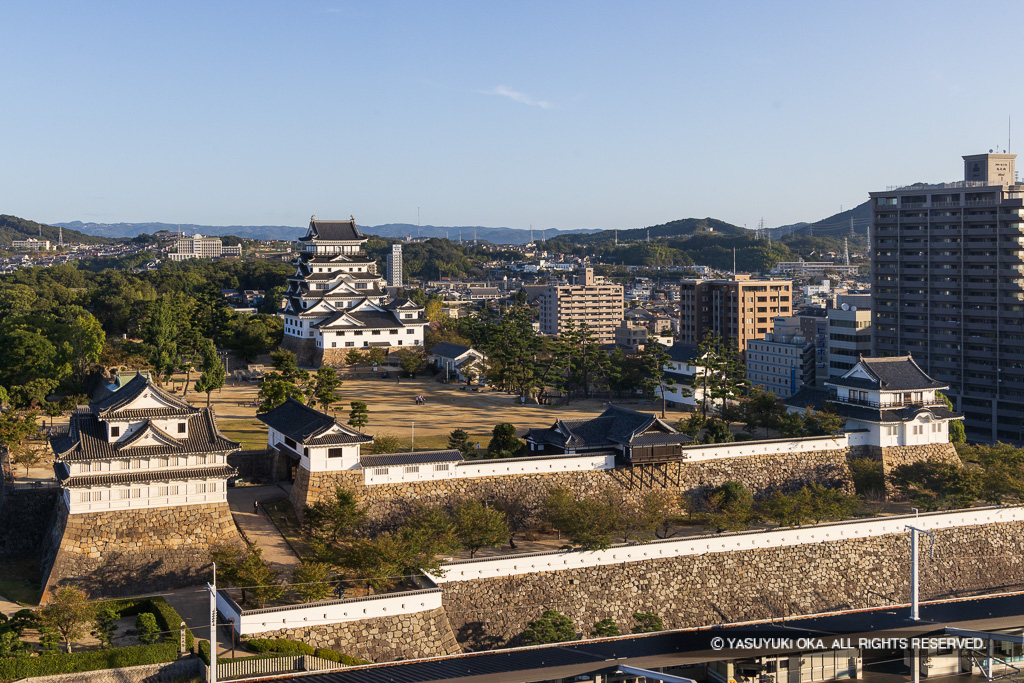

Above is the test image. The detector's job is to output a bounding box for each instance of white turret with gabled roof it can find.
[825,355,963,448]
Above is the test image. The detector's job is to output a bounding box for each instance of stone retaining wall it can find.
[252,606,460,662]
[291,450,854,522]
[0,485,58,558]
[440,519,1024,651]
[41,502,242,598]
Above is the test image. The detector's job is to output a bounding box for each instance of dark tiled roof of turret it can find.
[429,342,474,359]
[56,465,237,488]
[527,404,676,449]
[257,398,370,444]
[51,409,239,462]
[299,219,363,242]
[827,355,947,391]
[90,373,198,419]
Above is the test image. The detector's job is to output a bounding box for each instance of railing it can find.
[214,654,340,680]
[829,395,932,409]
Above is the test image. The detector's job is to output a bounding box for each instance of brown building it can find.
[678,275,793,356]
[539,268,624,343]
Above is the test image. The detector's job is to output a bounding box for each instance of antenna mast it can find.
[417,207,420,238]
[844,237,850,266]
[733,247,737,277]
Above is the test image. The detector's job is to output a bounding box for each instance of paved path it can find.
[0,595,23,617]
[227,485,301,578]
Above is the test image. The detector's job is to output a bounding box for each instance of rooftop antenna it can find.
[732,247,737,277]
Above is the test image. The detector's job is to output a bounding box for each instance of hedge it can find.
[101,596,194,650]
[244,638,313,656]
[0,642,179,679]
[197,639,272,666]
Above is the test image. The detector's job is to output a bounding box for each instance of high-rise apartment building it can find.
[827,292,872,378]
[871,152,1024,442]
[678,275,793,357]
[539,268,624,343]
[386,244,403,287]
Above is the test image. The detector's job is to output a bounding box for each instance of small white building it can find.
[825,355,962,447]
[257,398,372,479]
[428,342,486,383]
[660,343,703,408]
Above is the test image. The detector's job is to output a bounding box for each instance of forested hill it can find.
[1,215,115,245]
[553,217,747,247]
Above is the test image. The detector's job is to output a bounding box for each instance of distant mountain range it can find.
[54,221,601,245]
[1,215,114,246]
[768,199,873,240]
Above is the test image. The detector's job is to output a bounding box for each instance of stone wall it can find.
[280,334,318,367]
[440,520,1024,651]
[22,657,203,683]
[252,606,460,662]
[291,449,854,522]
[0,485,59,558]
[42,502,242,597]
[229,449,281,483]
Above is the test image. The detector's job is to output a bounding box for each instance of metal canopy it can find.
[616,665,698,683]
[945,627,1024,644]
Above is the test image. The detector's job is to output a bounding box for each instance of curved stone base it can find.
[41,502,242,598]
[280,334,319,367]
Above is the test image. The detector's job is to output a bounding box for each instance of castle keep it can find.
[279,217,426,365]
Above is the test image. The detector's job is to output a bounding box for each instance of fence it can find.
[214,653,339,679]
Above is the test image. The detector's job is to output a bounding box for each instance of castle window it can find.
[110,426,120,438]
[371,467,388,476]
[285,437,297,449]
[328,448,345,458]
[178,423,186,434]
[404,466,420,474]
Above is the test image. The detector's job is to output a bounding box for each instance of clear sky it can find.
[2,1,1021,232]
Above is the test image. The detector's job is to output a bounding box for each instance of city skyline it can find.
[2,1,1021,231]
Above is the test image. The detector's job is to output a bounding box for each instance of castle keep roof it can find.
[827,355,947,392]
[90,372,198,419]
[299,219,363,242]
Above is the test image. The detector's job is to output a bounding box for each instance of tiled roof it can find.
[90,373,197,419]
[628,432,695,446]
[528,404,675,450]
[257,398,370,443]
[828,356,947,392]
[667,343,700,364]
[360,450,463,467]
[832,403,960,423]
[784,387,832,412]
[314,309,404,330]
[58,466,236,488]
[51,409,239,462]
[429,342,473,359]
[306,432,373,446]
[300,219,363,242]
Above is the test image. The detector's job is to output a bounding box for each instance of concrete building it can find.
[539,268,624,343]
[771,260,861,277]
[169,234,240,260]
[678,275,793,357]
[871,152,1024,442]
[12,238,50,250]
[746,332,815,398]
[386,244,403,287]
[827,292,872,378]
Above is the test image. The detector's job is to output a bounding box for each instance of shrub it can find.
[632,611,665,634]
[522,610,578,645]
[591,618,620,637]
[848,458,885,498]
[0,643,178,679]
[244,637,314,656]
[314,647,341,662]
[135,613,160,645]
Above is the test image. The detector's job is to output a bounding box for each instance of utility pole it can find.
[207,563,218,683]
[411,421,415,452]
[906,525,934,621]
[844,237,850,266]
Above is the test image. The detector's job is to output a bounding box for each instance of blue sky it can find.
[2,1,1021,231]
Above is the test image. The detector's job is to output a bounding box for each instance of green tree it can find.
[757,489,807,527]
[370,433,401,454]
[453,500,508,558]
[694,331,747,419]
[395,349,427,377]
[706,481,754,532]
[702,418,735,444]
[639,343,679,418]
[848,457,885,498]
[135,613,160,645]
[257,375,303,412]
[291,561,335,603]
[270,348,299,379]
[40,586,93,653]
[522,610,578,645]
[618,491,672,543]
[348,401,369,429]
[344,349,365,366]
[742,387,784,437]
[447,428,474,457]
[542,487,620,550]
[938,393,966,444]
[236,545,283,607]
[54,306,105,384]
[90,605,119,649]
[0,631,30,658]
[310,367,342,411]
[193,338,226,408]
[631,612,665,634]
[487,422,522,458]
[889,461,981,510]
[303,487,366,543]
[591,618,621,637]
